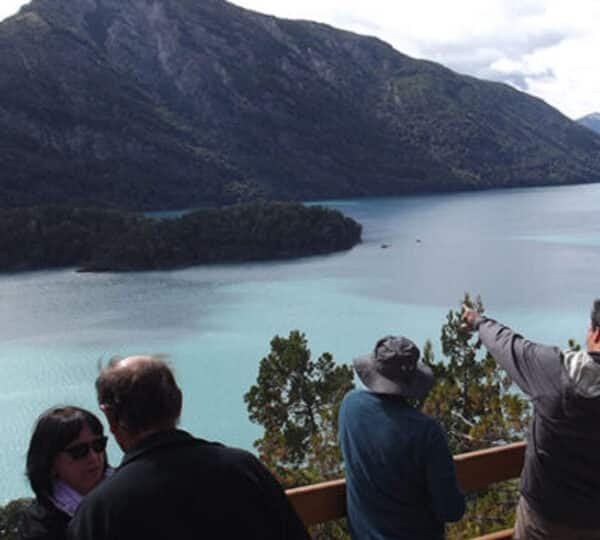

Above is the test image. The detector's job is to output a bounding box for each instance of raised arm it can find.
[462,307,562,398]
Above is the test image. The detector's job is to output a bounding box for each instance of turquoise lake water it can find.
[2,183,600,503]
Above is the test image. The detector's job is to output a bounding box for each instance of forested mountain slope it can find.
[1,0,599,209]
[578,113,600,134]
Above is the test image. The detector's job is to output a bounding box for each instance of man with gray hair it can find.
[68,355,309,540]
[462,300,600,539]
[338,335,465,539]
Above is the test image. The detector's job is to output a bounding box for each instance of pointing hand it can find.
[461,304,480,332]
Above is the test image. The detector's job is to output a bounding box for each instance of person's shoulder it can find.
[209,444,262,470]
[155,435,261,473]
[19,499,69,540]
[196,445,277,493]
[400,406,446,436]
[21,499,66,521]
[343,388,364,400]
[19,499,46,521]
[416,413,450,443]
[341,388,370,407]
[339,389,373,420]
[413,408,444,428]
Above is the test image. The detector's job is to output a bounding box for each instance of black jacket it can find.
[67,429,310,540]
[477,317,600,528]
[19,500,70,540]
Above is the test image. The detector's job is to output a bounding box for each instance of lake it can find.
[2,182,599,503]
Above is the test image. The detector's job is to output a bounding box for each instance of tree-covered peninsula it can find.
[0,202,361,272]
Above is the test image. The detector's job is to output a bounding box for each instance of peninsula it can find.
[0,202,362,271]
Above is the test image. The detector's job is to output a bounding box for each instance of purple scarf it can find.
[50,466,114,517]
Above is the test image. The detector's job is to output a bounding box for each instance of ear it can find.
[100,405,119,434]
[593,327,600,344]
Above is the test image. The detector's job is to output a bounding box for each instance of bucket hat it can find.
[353,335,434,400]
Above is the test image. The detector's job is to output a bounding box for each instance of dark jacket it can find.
[476,316,600,528]
[339,389,465,540]
[67,429,310,540]
[19,500,69,540]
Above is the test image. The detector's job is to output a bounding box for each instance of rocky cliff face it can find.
[1,0,600,209]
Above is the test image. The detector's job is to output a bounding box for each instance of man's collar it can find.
[120,429,196,467]
[589,351,600,364]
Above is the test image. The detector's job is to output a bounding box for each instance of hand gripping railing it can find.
[285,441,526,539]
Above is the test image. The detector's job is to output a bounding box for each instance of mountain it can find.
[578,113,600,135]
[1,0,600,209]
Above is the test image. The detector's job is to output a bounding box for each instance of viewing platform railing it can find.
[286,441,526,540]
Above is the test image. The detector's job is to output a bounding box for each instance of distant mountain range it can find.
[578,113,600,134]
[1,0,600,209]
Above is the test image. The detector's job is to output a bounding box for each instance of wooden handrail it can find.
[285,478,346,529]
[286,441,526,529]
[454,441,525,493]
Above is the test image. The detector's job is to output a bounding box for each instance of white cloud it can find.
[0,0,26,22]
[2,0,599,118]
[231,0,600,118]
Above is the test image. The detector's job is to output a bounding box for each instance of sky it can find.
[1,0,598,119]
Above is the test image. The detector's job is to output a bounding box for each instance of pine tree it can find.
[244,330,354,488]
[423,293,530,455]
[420,294,531,538]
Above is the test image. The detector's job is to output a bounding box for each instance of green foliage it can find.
[448,481,519,540]
[422,293,530,455]
[3,0,600,209]
[0,498,31,540]
[245,331,355,538]
[419,294,531,538]
[0,202,361,271]
[245,330,354,488]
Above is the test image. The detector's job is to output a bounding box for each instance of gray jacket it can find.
[476,316,600,528]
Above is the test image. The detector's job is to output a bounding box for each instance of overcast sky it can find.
[1,0,598,119]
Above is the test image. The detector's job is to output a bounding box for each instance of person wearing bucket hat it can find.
[339,335,465,540]
[353,335,435,399]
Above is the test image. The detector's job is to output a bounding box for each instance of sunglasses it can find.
[62,436,108,461]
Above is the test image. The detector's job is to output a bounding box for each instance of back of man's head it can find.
[96,355,182,436]
[592,299,600,330]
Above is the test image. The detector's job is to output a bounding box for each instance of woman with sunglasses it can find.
[19,406,112,540]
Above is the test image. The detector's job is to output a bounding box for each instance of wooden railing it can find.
[286,441,526,539]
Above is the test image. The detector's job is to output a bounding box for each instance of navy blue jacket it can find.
[339,389,465,540]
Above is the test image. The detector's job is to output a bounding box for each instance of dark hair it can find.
[592,299,600,330]
[26,406,105,503]
[96,356,182,435]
